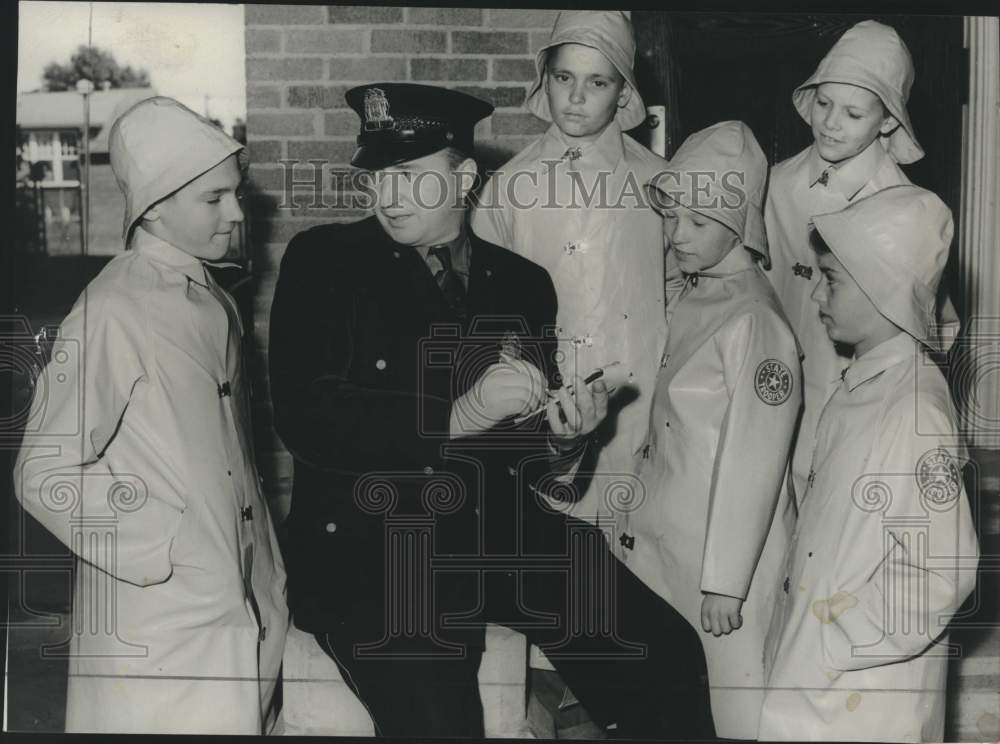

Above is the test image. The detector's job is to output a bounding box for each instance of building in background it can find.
[16,87,156,255]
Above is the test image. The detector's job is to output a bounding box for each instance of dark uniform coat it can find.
[268,216,714,739]
[269,216,564,646]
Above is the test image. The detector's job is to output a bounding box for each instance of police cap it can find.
[345,83,493,170]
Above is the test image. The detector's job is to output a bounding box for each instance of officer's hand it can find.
[701,592,744,637]
[547,375,609,446]
[451,358,548,437]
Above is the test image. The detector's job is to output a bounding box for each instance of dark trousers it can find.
[314,518,715,740]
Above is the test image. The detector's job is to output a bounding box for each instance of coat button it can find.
[325,522,337,533]
[423,466,434,475]
[376,359,387,370]
[783,576,790,593]
[259,626,267,642]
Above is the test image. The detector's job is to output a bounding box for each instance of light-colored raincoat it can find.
[617,122,802,738]
[471,10,671,526]
[766,21,957,502]
[13,98,288,734]
[758,186,979,742]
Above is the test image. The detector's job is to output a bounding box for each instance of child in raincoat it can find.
[13,97,288,734]
[471,10,672,527]
[470,12,673,733]
[758,185,979,742]
[765,20,958,504]
[616,121,802,739]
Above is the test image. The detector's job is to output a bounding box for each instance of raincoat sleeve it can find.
[701,308,802,599]
[14,290,184,587]
[469,173,514,249]
[268,231,453,474]
[821,394,980,672]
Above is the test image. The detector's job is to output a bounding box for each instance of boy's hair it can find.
[544,43,626,85]
[809,227,832,255]
[441,146,472,171]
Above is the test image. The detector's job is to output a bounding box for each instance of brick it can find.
[327,6,402,24]
[411,57,487,82]
[406,7,483,26]
[246,85,281,109]
[490,112,548,136]
[455,86,526,109]
[487,8,559,28]
[247,57,324,82]
[371,30,446,54]
[287,85,351,109]
[247,112,316,137]
[452,31,527,55]
[530,32,551,55]
[325,110,359,136]
[246,4,325,24]
[247,140,282,163]
[493,58,537,82]
[246,28,281,54]
[286,29,363,54]
[248,165,288,192]
[287,140,357,164]
[328,57,406,82]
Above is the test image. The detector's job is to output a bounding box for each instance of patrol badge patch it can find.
[916,447,962,508]
[363,87,394,131]
[755,359,793,405]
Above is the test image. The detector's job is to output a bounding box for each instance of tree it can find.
[43,45,151,91]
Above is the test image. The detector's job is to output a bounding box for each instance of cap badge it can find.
[363,87,394,131]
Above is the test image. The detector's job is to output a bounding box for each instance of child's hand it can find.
[701,592,744,636]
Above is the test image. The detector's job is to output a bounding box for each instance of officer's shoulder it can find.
[282,216,385,270]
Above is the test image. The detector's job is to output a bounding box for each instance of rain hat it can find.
[345,83,493,170]
[647,121,770,266]
[109,96,243,243]
[811,185,952,351]
[526,10,647,131]
[793,20,923,164]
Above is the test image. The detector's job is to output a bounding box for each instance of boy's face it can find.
[811,249,897,354]
[810,82,896,164]
[143,154,244,261]
[662,205,740,275]
[372,149,476,248]
[544,43,630,144]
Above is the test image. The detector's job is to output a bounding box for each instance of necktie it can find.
[816,167,833,187]
[429,245,467,320]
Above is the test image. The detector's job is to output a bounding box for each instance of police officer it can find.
[268,83,714,739]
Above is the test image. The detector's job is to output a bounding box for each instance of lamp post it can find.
[75,77,95,257]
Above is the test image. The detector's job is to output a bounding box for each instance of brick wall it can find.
[243,5,561,519]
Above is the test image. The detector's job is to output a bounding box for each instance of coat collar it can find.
[377,216,500,323]
[841,332,915,392]
[538,120,625,172]
[415,224,471,279]
[132,227,210,286]
[807,139,887,201]
[680,244,758,295]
